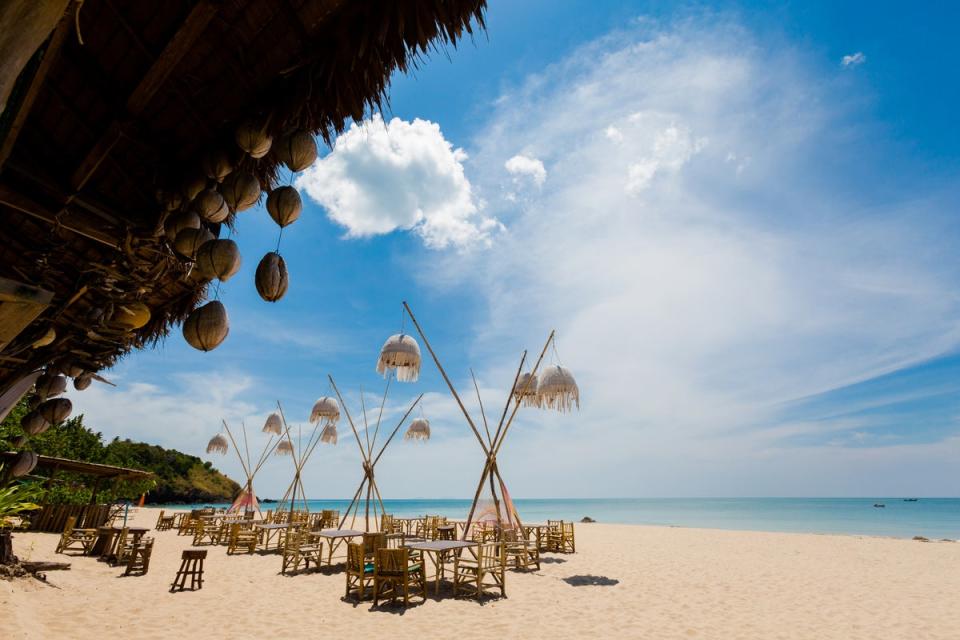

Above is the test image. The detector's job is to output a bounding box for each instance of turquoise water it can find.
[153,497,960,539]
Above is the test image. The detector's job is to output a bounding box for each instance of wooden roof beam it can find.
[0,181,120,249]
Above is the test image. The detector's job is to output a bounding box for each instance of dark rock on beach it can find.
[581,517,596,523]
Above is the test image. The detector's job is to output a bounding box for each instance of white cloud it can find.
[296,114,499,250]
[504,154,547,187]
[841,51,866,67]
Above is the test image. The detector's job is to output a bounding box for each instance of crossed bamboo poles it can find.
[220,419,285,517]
[328,374,423,532]
[402,301,555,538]
[273,403,324,523]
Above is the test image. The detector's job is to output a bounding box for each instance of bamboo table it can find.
[254,522,294,550]
[91,526,150,560]
[404,539,477,595]
[314,528,365,566]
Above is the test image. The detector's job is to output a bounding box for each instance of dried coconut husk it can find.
[110,302,151,330]
[235,121,273,159]
[174,226,215,259]
[255,252,288,302]
[195,239,241,282]
[165,211,201,243]
[182,173,208,201]
[38,397,72,424]
[274,130,317,172]
[10,451,38,478]
[182,300,229,351]
[31,326,56,348]
[222,171,261,212]
[266,186,301,227]
[35,373,67,399]
[194,189,230,223]
[21,409,49,436]
[74,373,94,391]
[202,150,234,182]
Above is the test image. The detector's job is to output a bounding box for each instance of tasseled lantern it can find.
[266,186,302,227]
[174,226,215,259]
[536,365,580,412]
[376,334,421,382]
[310,397,340,424]
[235,121,273,159]
[320,422,338,444]
[513,372,540,407]
[202,150,234,182]
[276,440,294,456]
[194,188,230,223]
[10,451,38,478]
[110,302,151,330]
[195,239,241,282]
[182,300,229,351]
[263,412,283,435]
[255,252,289,302]
[206,433,229,455]
[222,171,261,212]
[38,397,72,424]
[165,211,201,243]
[21,410,49,436]
[405,418,430,441]
[274,130,318,172]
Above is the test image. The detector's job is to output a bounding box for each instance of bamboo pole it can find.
[471,368,493,448]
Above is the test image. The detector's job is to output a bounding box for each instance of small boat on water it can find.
[903,498,919,502]
[873,503,886,508]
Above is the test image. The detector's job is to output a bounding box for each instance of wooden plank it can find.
[0,300,49,349]
[0,182,121,248]
[0,276,53,304]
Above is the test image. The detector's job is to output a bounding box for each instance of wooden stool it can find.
[171,549,207,592]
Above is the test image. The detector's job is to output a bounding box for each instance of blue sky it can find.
[69,1,960,498]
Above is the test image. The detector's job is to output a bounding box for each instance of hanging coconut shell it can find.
[164,190,183,211]
[235,121,273,159]
[376,334,421,382]
[310,397,340,424]
[165,210,201,243]
[195,239,241,282]
[174,226,215,259]
[10,451,38,478]
[513,372,540,407]
[26,394,41,410]
[20,410,49,436]
[38,397,72,424]
[275,440,294,456]
[319,422,338,445]
[405,418,430,441]
[11,435,27,448]
[65,364,84,378]
[193,188,230,223]
[221,171,261,212]
[202,150,234,182]
[206,433,228,455]
[74,373,94,391]
[255,252,289,302]
[35,373,67,399]
[110,302,151,330]
[536,365,580,412]
[31,326,56,348]
[182,300,229,351]
[266,186,302,227]
[275,130,318,172]
[182,173,208,201]
[263,412,283,435]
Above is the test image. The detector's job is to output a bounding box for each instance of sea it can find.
[152,497,960,540]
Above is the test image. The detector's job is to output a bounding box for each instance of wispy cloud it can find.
[841,51,866,67]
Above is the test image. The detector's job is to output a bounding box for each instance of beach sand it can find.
[2,508,958,639]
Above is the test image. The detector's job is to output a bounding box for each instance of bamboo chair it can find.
[55,516,98,554]
[281,527,324,575]
[227,523,259,554]
[112,527,135,566]
[471,521,497,543]
[157,512,176,531]
[559,521,576,553]
[177,514,196,536]
[124,537,155,576]
[380,514,403,534]
[192,520,220,546]
[321,509,340,528]
[546,520,563,552]
[345,542,375,601]
[155,510,166,528]
[503,527,540,571]
[373,548,425,607]
[263,509,274,524]
[452,542,506,600]
[362,532,386,559]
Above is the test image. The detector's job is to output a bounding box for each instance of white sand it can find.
[2,508,959,639]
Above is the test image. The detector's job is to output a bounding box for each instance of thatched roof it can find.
[0,0,485,391]
[1,451,153,480]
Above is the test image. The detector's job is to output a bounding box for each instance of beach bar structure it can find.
[0,1,487,451]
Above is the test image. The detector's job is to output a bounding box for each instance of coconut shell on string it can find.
[20,410,49,436]
[26,394,41,410]
[10,451,38,478]
[74,373,94,391]
[206,433,229,455]
[513,372,540,407]
[536,365,580,412]
[263,413,283,435]
[255,252,289,302]
[194,188,230,223]
[275,440,294,456]
[195,239,241,282]
[376,334,421,382]
[65,364,84,378]
[35,373,67,399]
[266,186,302,227]
[221,171,261,212]
[10,435,27,448]
[31,327,56,348]
[202,150,234,182]
[182,173,208,201]
[235,121,273,159]
[38,397,72,424]
[274,130,318,172]
[174,226,215,259]
[182,300,229,352]
[165,210,201,243]
[319,422,338,444]
[405,418,430,441]
[310,397,340,424]
[110,302,151,330]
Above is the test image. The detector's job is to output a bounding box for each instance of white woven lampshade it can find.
[206,433,229,455]
[513,372,540,407]
[276,440,294,456]
[320,422,338,444]
[405,418,430,441]
[376,334,421,382]
[536,365,580,412]
[310,397,340,424]
[263,412,283,435]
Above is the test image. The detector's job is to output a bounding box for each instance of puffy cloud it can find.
[296,114,499,249]
[841,51,866,67]
[504,153,547,187]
